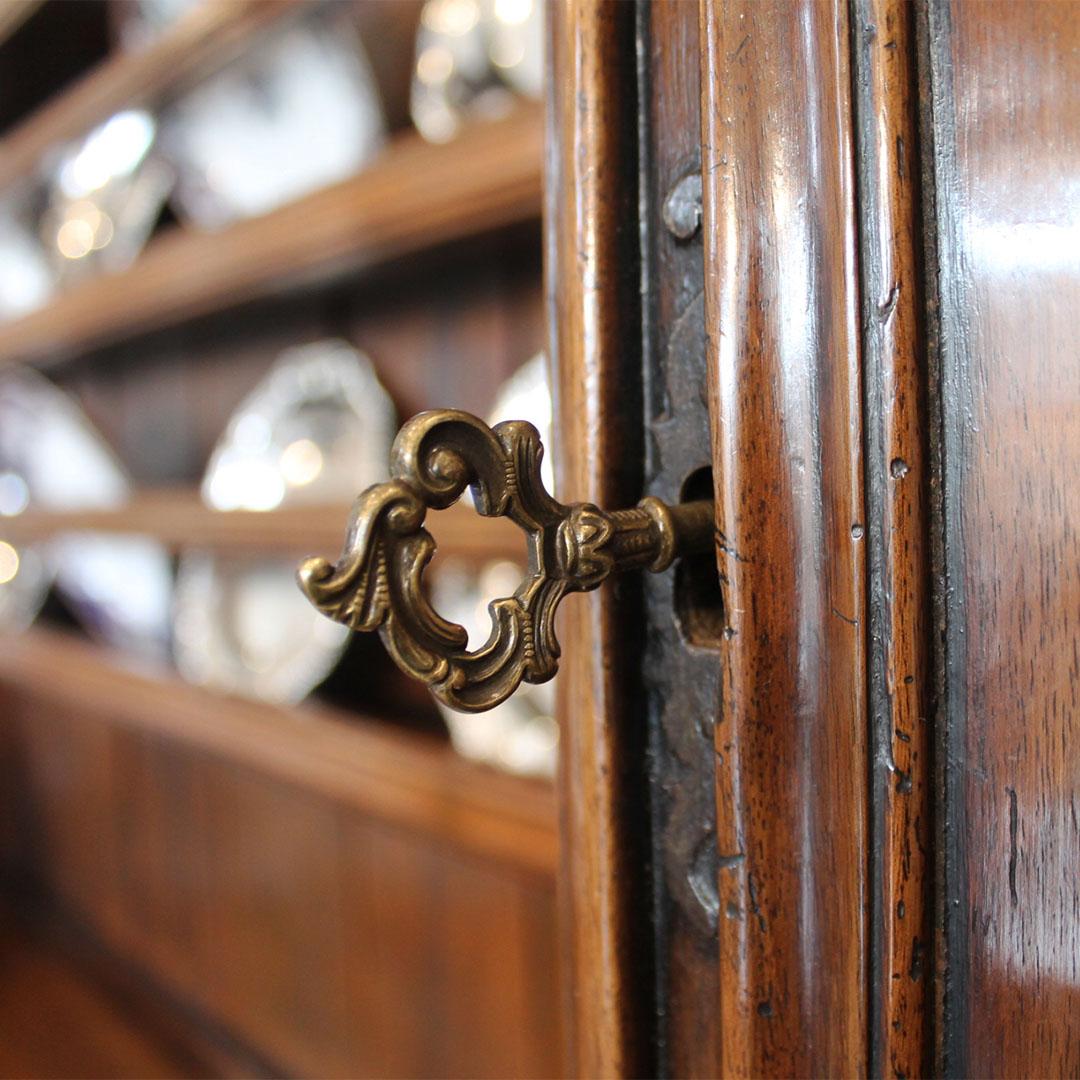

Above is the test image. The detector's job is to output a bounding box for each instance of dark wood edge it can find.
[0,903,282,1079]
[914,1,967,1073]
[0,0,43,51]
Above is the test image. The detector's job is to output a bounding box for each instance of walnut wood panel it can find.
[105,731,210,999]
[850,1,933,1075]
[0,639,560,1077]
[0,1,110,139]
[14,703,126,940]
[4,492,523,562]
[921,3,1080,1075]
[196,762,353,1076]
[546,3,652,1075]
[0,105,543,367]
[699,2,869,1075]
[341,232,546,426]
[0,0,301,194]
[0,630,556,876]
[340,818,562,1078]
[0,913,215,1080]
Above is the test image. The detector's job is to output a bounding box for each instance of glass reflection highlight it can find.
[0,540,20,585]
[411,0,543,144]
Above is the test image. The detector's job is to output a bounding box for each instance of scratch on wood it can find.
[747,872,767,933]
[832,606,859,627]
[878,281,901,323]
[715,529,751,563]
[1007,786,1019,906]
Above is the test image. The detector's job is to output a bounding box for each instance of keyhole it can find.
[674,467,724,648]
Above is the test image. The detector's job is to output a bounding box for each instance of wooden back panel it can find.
[923,3,1080,1074]
[0,638,561,1079]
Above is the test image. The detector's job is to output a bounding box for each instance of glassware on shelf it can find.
[173,339,396,704]
[410,0,543,144]
[0,411,49,631]
[41,109,175,286]
[0,368,172,657]
[0,189,55,321]
[112,0,201,51]
[161,9,386,229]
[431,353,558,778]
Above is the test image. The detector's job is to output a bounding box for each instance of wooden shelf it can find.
[0,1,43,51]
[0,105,543,368]
[0,0,302,194]
[0,627,557,876]
[2,489,525,561]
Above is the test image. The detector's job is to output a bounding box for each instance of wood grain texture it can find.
[0,913,216,1080]
[3,490,522,561]
[921,2,1080,1075]
[699,1,869,1074]
[546,2,653,1075]
[0,106,542,366]
[0,0,300,194]
[197,761,353,1074]
[0,638,560,1078]
[0,629,556,876]
[104,731,210,998]
[340,820,561,1078]
[850,1,933,1075]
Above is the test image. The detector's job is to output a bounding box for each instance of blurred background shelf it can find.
[0,627,561,1076]
[0,104,544,367]
[2,489,525,559]
[0,1,558,1075]
[0,627,557,875]
[0,1,43,52]
[0,0,303,194]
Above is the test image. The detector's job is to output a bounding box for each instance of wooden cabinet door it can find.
[922,4,1080,1076]
[548,3,1078,1077]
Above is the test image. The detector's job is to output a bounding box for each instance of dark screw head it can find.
[663,173,703,241]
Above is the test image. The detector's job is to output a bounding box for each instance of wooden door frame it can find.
[548,2,933,1076]
[546,3,655,1076]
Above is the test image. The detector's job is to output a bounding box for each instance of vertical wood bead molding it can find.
[700,0,869,1074]
[849,0,933,1075]
[546,2,654,1075]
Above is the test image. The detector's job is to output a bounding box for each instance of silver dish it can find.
[0,368,172,657]
[411,0,544,143]
[0,189,55,321]
[173,340,396,703]
[113,0,201,51]
[431,353,558,777]
[42,109,174,286]
[162,9,385,229]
